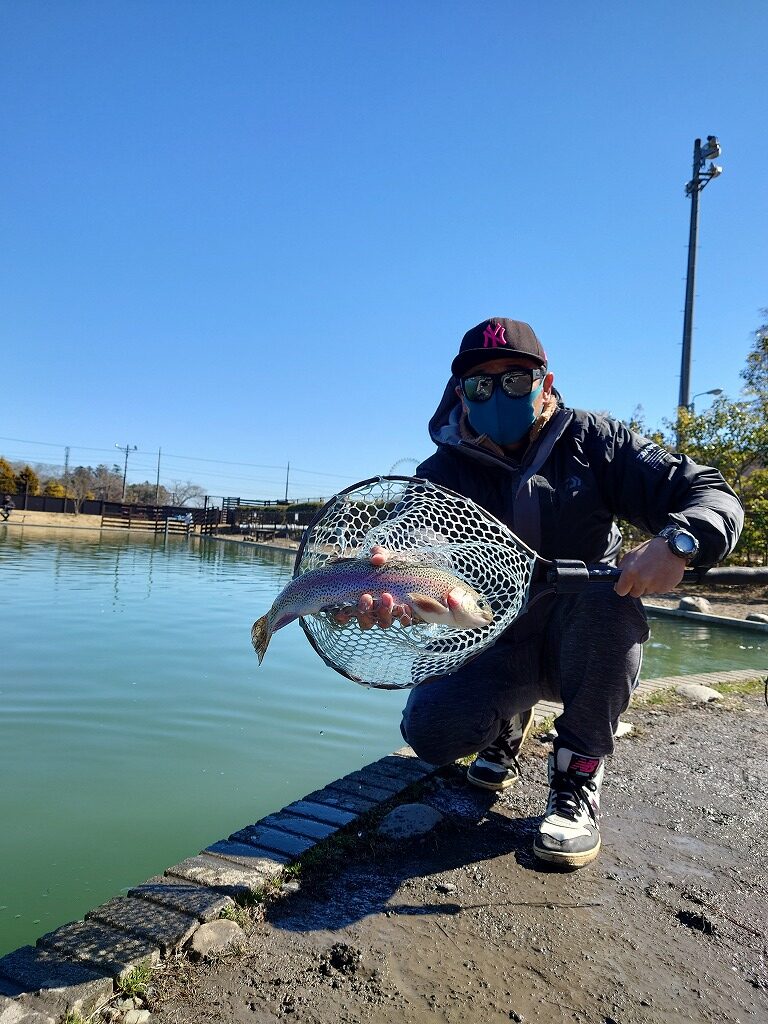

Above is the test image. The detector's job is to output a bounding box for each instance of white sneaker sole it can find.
[466,770,520,791]
[532,835,601,868]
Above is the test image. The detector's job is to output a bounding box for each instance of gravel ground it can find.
[647,583,768,622]
[145,684,768,1024]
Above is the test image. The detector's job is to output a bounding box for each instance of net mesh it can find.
[295,476,537,689]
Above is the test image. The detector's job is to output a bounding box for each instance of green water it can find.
[0,527,765,956]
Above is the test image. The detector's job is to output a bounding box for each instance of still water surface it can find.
[1,527,765,955]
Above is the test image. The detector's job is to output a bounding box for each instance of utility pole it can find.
[115,443,137,502]
[63,446,70,513]
[679,135,723,412]
[155,448,162,505]
[284,462,290,504]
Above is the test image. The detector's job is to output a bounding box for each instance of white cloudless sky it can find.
[1,1,766,500]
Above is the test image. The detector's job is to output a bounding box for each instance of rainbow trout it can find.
[251,556,494,663]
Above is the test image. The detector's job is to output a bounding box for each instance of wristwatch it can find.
[657,524,699,564]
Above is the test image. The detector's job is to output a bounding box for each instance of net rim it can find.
[292,475,539,688]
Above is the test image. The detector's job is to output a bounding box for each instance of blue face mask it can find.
[465,382,543,446]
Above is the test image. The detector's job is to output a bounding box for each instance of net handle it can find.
[545,561,768,591]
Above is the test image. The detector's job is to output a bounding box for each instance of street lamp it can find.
[688,387,723,412]
[115,443,137,501]
[679,135,723,411]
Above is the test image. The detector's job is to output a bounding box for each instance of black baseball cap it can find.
[451,318,547,378]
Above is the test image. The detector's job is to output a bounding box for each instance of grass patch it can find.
[531,714,556,737]
[117,960,154,998]
[634,687,683,708]
[63,1013,89,1024]
[220,901,255,930]
[710,676,765,696]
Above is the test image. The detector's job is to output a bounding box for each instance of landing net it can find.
[294,476,537,689]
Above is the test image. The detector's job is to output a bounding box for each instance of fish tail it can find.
[251,615,272,663]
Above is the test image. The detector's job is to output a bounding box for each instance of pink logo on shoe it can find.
[482,323,507,349]
[571,756,601,775]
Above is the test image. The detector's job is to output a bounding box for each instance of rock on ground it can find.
[188,919,244,959]
[376,803,444,839]
[678,595,712,613]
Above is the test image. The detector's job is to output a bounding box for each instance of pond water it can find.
[0,527,766,956]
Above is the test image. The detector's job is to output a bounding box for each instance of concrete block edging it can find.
[0,746,435,1020]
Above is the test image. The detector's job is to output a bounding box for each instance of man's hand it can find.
[331,545,414,629]
[615,537,686,598]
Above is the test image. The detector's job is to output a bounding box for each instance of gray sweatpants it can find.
[401,587,649,762]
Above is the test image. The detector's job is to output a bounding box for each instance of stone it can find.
[0,995,56,1023]
[372,755,434,781]
[260,814,338,841]
[188,921,244,960]
[614,721,634,738]
[328,778,398,803]
[38,919,159,980]
[86,897,198,954]
[301,787,379,816]
[746,612,768,623]
[128,880,234,923]
[282,800,357,828]
[204,839,290,870]
[123,1011,150,1024]
[678,596,712,613]
[436,882,457,894]
[338,769,408,795]
[165,855,275,897]
[281,880,301,894]
[377,803,444,840]
[0,947,112,1015]
[219,825,313,859]
[674,683,723,703]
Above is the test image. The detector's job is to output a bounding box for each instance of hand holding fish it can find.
[330,546,413,630]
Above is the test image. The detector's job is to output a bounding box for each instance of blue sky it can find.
[2,1,766,501]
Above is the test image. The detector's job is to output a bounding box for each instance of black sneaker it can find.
[533,747,604,868]
[466,708,535,791]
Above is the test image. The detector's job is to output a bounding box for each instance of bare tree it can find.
[169,481,207,507]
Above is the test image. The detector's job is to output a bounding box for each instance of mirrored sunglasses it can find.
[460,368,545,402]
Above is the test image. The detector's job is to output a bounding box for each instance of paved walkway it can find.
[0,668,763,1023]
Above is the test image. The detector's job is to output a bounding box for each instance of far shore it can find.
[4,514,765,621]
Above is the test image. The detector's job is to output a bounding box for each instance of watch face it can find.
[673,532,697,556]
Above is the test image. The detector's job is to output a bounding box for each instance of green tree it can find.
[664,396,768,564]
[741,308,768,407]
[43,479,66,498]
[0,456,16,493]
[14,465,40,495]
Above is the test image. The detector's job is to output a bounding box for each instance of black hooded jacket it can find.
[416,378,743,570]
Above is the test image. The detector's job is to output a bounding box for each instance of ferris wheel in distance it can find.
[388,457,421,476]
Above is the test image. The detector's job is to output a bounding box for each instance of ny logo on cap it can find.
[482,322,507,349]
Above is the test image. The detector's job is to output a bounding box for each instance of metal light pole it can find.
[679,136,723,411]
[115,443,137,501]
[688,387,723,413]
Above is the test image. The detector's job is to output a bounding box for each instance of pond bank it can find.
[0,667,763,1022]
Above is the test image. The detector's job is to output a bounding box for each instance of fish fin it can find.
[251,615,272,664]
[407,592,447,616]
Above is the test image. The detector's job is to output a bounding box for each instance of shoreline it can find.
[1,667,763,1020]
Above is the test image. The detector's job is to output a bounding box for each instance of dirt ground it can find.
[648,583,768,623]
[146,685,768,1024]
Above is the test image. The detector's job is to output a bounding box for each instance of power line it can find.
[0,435,357,480]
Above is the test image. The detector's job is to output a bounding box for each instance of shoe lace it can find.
[551,771,597,824]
